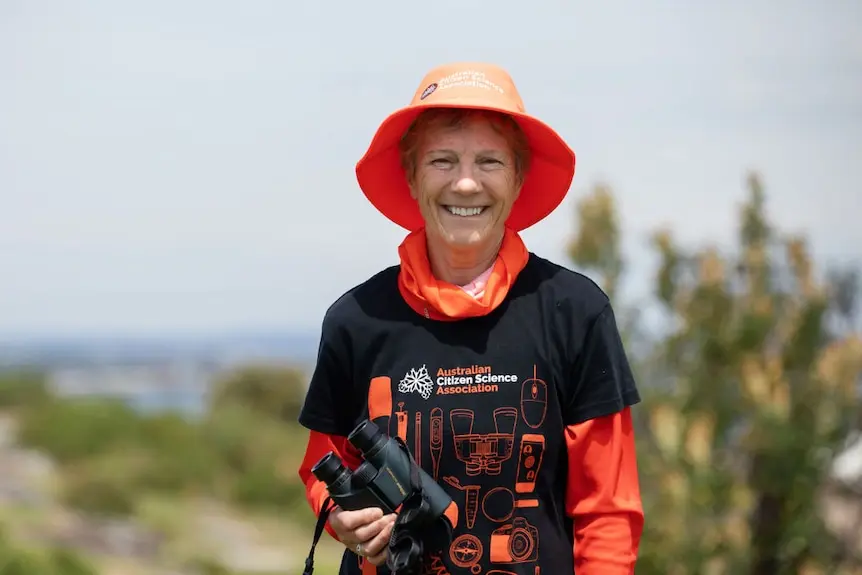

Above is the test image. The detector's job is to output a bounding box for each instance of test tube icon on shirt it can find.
[444,476,480,529]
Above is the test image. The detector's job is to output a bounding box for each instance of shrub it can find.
[16,397,143,463]
[11,365,316,518]
[202,404,301,473]
[46,548,99,575]
[61,454,141,517]
[0,370,51,410]
[230,461,305,510]
[208,365,308,422]
[0,524,97,575]
[202,403,309,511]
[137,412,220,492]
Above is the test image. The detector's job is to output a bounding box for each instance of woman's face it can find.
[408,115,522,252]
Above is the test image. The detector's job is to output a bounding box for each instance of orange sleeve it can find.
[564,407,644,574]
[298,430,363,542]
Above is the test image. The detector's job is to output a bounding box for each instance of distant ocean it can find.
[0,331,321,369]
[0,331,321,420]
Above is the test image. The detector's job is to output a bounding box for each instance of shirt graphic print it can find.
[368,361,555,575]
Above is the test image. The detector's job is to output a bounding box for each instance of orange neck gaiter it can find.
[397,226,530,321]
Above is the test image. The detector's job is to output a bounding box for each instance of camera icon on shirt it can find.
[489,517,538,563]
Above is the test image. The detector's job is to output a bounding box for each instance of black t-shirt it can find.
[299,253,641,574]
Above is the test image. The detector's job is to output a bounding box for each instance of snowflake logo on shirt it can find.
[398,365,434,400]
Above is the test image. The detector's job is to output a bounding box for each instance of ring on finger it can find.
[355,542,363,556]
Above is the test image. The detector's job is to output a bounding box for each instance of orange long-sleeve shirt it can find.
[298,430,363,542]
[565,407,643,573]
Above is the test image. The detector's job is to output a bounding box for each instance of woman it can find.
[298,62,644,575]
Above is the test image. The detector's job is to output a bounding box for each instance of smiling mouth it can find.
[443,206,488,217]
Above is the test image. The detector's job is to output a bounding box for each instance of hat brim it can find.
[355,102,576,232]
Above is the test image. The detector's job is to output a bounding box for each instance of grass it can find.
[134,493,346,574]
[0,368,348,574]
[1,492,347,574]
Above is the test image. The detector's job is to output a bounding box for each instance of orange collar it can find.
[397,227,529,321]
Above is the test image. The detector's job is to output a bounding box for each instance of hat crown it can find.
[409,62,525,114]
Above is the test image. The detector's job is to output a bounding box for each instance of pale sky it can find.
[2,0,860,337]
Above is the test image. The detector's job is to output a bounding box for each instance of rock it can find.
[0,449,55,507]
[48,513,165,560]
[0,414,16,448]
[193,507,293,572]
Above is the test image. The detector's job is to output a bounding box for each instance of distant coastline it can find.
[0,330,320,369]
[0,330,321,417]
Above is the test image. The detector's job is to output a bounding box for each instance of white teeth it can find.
[446,206,485,217]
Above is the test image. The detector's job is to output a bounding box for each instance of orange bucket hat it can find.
[355,62,577,232]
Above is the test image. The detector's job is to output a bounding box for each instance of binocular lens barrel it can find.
[348,419,385,455]
[311,451,346,485]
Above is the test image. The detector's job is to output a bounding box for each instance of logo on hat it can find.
[420,83,438,100]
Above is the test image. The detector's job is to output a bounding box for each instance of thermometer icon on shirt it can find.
[430,407,443,480]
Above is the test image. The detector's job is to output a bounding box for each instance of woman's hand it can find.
[329,506,397,566]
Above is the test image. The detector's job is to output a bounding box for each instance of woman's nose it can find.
[452,161,481,194]
[453,176,480,194]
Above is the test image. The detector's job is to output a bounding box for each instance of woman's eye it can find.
[431,158,452,166]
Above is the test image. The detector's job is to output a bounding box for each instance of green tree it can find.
[16,397,143,464]
[0,370,51,410]
[567,182,624,302]
[569,173,862,574]
[209,364,308,422]
[566,182,648,354]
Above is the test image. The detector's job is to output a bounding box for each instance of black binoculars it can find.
[311,418,452,519]
[310,419,454,574]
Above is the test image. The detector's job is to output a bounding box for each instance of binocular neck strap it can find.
[302,496,335,575]
[302,438,426,575]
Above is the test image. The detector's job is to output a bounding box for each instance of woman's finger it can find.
[333,507,384,534]
[367,549,388,566]
[361,519,395,560]
[353,513,395,543]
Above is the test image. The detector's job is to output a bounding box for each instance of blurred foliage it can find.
[209,364,308,423]
[569,173,862,574]
[0,369,52,410]
[2,364,313,526]
[567,182,624,302]
[0,524,97,575]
